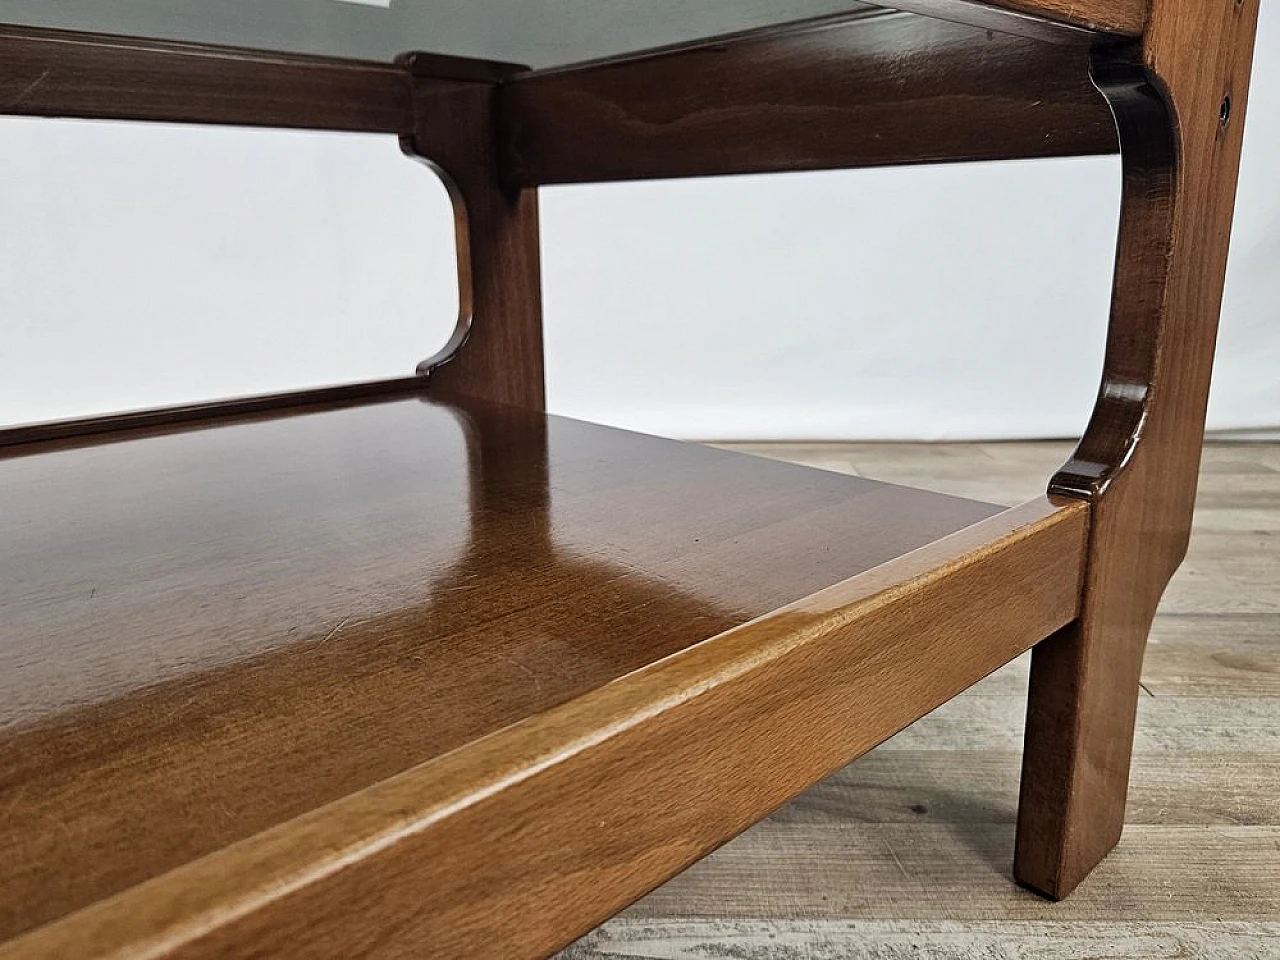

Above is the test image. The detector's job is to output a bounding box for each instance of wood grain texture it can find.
[401,62,545,409]
[886,694,1280,753]
[716,440,1077,506]
[0,25,425,132]
[0,488,1086,959]
[502,12,1116,186]
[935,616,1280,699]
[565,919,1280,959]
[1143,615,1280,695]
[1016,0,1263,900]
[594,441,1276,960]
[0,395,1014,948]
[774,750,1280,827]
[620,823,1280,921]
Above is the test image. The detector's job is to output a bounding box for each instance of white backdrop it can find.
[2,8,1277,440]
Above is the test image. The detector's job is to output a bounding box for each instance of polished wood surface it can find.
[503,12,1116,186]
[1,0,1257,946]
[567,441,1279,960]
[1,482,1086,959]
[0,394,1011,947]
[1015,0,1262,900]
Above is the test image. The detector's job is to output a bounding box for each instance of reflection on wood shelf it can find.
[0,395,1084,957]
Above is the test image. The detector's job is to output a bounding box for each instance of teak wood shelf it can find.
[0,1,1261,957]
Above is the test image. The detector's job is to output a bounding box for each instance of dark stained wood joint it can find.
[398,53,547,411]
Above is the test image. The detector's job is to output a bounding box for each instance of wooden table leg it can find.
[1015,0,1261,900]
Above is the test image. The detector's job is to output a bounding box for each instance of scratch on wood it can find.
[496,652,545,696]
[882,836,910,879]
[319,616,352,645]
[7,69,52,109]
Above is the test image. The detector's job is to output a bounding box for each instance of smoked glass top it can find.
[0,1,878,68]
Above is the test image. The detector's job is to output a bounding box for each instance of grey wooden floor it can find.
[560,442,1280,960]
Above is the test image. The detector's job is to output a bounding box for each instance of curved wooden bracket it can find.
[399,56,546,411]
[1050,44,1177,504]
[400,154,476,379]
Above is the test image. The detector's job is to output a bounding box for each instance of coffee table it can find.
[0,1,1260,956]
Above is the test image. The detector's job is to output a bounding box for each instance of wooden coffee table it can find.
[0,1,1260,957]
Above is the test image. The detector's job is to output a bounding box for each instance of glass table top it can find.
[0,1,880,69]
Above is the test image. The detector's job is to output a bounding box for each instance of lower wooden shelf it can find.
[0,391,1088,958]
